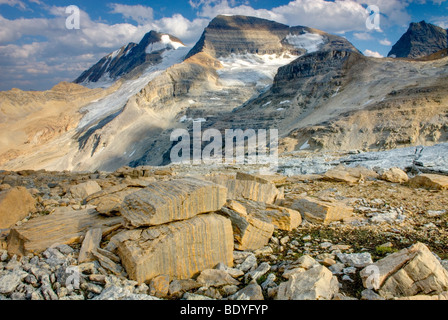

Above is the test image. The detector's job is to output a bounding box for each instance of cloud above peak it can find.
[109,3,154,25]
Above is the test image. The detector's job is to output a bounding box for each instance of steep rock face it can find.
[205,49,361,134]
[210,45,448,154]
[186,15,357,59]
[75,31,185,87]
[388,21,447,59]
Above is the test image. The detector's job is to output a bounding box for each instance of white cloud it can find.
[380,38,392,46]
[0,0,26,10]
[191,0,414,34]
[354,32,374,40]
[364,49,384,57]
[109,4,154,25]
[431,16,448,28]
[150,14,209,45]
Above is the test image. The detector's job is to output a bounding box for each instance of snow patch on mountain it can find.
[286,32,325,53]
[78,46,190,131]
[146,35,185,54]
[217,52,299,87]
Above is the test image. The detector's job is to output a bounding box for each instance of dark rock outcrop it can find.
[388,21,447,59]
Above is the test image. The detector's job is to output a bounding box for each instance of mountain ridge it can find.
[1,15,447,172]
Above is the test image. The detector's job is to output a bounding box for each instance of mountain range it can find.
[0,16,447,172]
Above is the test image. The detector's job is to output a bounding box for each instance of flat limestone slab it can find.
[7,208,123,256]
[323,166,379,184]
[117,214,234,284]
[206,172,280,204]
[235,199,302,231]
[120,178,227,228]
[292,197,354,224]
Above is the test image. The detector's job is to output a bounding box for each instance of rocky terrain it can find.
[0,164,447,301]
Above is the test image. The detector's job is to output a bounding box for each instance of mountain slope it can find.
[1,16,448,172]
[53,15,357,171]
[74,31,185,88]
[0,82,118,167]
[388,21,447,59]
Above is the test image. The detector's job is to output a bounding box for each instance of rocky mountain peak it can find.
[207,14,288,30]
[388,20,447,59]
[74,30,185,88]
[186,15,357,60]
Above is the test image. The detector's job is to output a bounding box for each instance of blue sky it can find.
[0,0,447,91]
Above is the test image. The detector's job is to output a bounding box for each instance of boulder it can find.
[0,269,28,294]
[323,166,379,184]
[337,252,373,268]
[117,214,234,284]
[7,207,123,256]
[219,207,274,251]
[0,186,36,229]
[197,269,240,288]
[360,243,448,299]
[228,280,264,300]
[95,194,124,216]
[120,178,227,228]
[78,228,103,263]
[233,199,302,231]
[408,174,448,190]
[291,197,353,224]
[149,275,171,298]
[206,172,280,204]
[70,181,102,200]
[381,168,409,183]
[277,264,339,300]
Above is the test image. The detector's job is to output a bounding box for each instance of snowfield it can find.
[217,52,299,87]
[78,45,190,131]
[285,32,325,53]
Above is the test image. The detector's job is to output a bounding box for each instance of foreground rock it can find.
[234,199,302,231]
[219,207,274,251]
[323,166,379,184]
[7,207,123,256]
[0,187,36,229]
[69,181,102,200]
[360,243,448,299]
[381,167,409,183]
[117,214,234,284]
[207,172,281,204]
[408,174,448,190]
[291,197,353,224]
[277,263,339,300]
[120,178,227,228]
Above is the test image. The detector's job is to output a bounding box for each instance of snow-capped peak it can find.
[146,35,185,54]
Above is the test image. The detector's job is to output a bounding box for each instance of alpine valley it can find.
[1,15,447,172]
